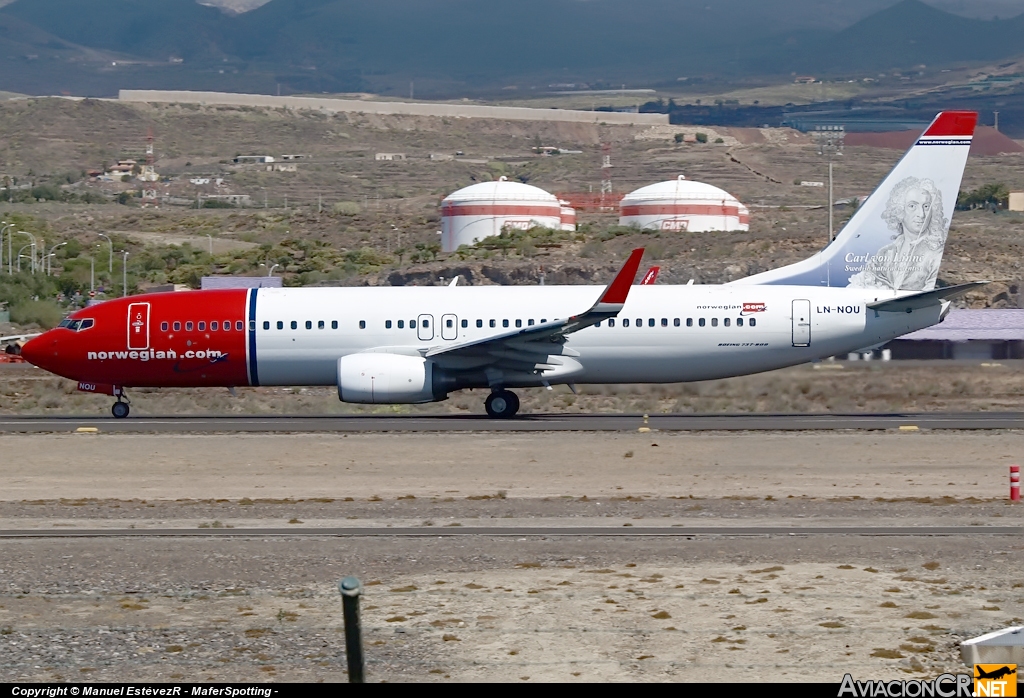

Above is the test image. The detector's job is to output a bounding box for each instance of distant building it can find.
[886,310,1024,360]
[204,194,251,207]
[1009,192,1024,211]
[233,155,275,164]
[201,276,283,290]
[281,154,307,160]
[430,153,455,161]
[375,153,406,161]
[268,163,297,172]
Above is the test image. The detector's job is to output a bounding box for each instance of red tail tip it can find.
[923,111,977,138]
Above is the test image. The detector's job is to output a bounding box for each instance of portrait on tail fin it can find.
[848,176,948,291]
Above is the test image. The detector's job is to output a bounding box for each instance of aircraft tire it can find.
[485,390,519,419]
[111,402,130,419]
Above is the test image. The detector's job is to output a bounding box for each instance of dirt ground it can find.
[0,431,1022,682]
[7,360,1024,417]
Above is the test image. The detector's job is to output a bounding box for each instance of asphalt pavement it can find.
[0,412,1022,432]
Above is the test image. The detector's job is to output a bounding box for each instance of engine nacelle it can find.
[337,353,446,404]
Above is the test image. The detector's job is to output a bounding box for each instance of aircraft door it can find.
[127,302,151,350]
[417,314,434,341]
[441,314,458,341]
[792,299,811,347]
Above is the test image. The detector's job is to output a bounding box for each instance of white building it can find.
[619,175,749,232]
[441,177,562,252]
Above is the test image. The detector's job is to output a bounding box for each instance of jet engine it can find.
[337,353,447,404]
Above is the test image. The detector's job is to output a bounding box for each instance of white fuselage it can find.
[250,284,940,387]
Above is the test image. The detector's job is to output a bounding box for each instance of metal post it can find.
[98,233,113,274]
[207,234,213,255]
[90,257,94,295]
[122,251,129,297]
[338,577,365,683]
[828,159,834,242]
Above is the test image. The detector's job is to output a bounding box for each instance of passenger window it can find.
[277,321,284,330]
[711,318,719,327]
[649,318,655,327]
[398,320,404,329]
[411,320,417,329]
[541,319,547,323]
[502,320,509,328]
[724,318,731,327]
[173,321,181,331]
[359,320,366,329]
[608,319,615,327]
[423,319,429,327]
[595,321,602,327]
[262,321,269,330]
[198,322,206,331]
[476,319,483,328]
[332,321,338,329]
[249,321,255,331]
[235,321,243,331]
[636,319,642,327]
[686,318,693,327]
[161,321,169,331]
[446,319,453,328]
[461,319,468,328]
[223,320,230,330]
[749,318,757,327]
[674,318,680,327]
[386,320,392,329]
[698,318,705,327]
[528,319,534,326]
[211,321,219,331]
[186,321,194,331]
[515,319,522,328]
[661,318,668,327]
[623,319,630,327]
[305,320,312,330]
[290,321,297,330]
[737,318,743,327]
[318,320,325,329]
[489,320,496,328]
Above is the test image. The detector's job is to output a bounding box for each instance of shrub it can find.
[695,132,708,143]
[10,300,62,329]
[332,201,361,215]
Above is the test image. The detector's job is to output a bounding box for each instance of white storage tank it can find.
[441,177,562,252]
[619,175,749,232]
[559,200,577,231]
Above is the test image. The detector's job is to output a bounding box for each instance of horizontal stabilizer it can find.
[866,281,989,312]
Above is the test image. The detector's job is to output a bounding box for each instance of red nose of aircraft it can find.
[19,331,58,372]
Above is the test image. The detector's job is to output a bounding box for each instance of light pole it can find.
[16,244,30,272]
[17,231,35,273]
[206,234,213,255]
[89,256,94,295]
[267,263,278,277]
[121,251,129,297]
[2,222,12,274]
[47,242,67,276]
[98,233,113,274]
[813,125,844,243]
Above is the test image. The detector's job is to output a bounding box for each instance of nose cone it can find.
[20,332,56,370]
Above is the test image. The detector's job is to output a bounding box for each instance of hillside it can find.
[3,1,1024,97]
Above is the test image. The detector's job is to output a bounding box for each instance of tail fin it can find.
[733,111,977,291]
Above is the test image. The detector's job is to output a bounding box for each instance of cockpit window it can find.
[60,318,94,331]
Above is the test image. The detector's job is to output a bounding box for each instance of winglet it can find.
[598,248,645,306]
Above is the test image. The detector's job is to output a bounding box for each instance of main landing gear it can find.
[485,389,520,419]
[111,390,130,419]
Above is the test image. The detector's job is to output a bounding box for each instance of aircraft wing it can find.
[866,281,989,312]
[423,248,644,374]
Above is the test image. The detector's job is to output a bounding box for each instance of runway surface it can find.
[2,526,1022,538]
[1,411,1023,432]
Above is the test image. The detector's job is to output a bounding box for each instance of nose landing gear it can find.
[484,389,520,419]
[111,389,130,419]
